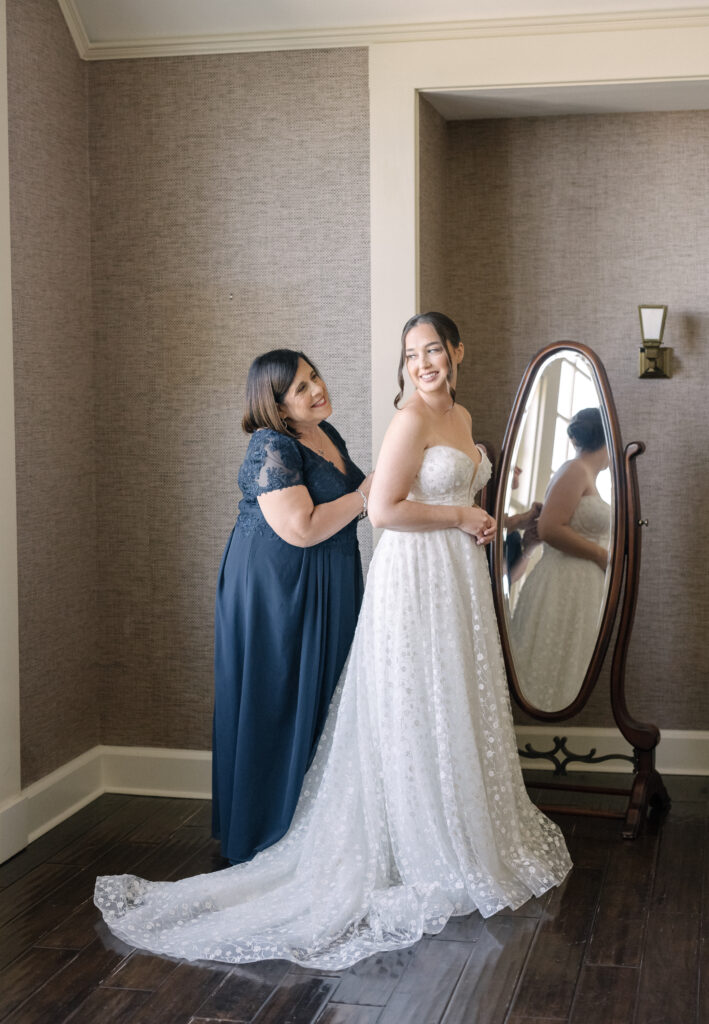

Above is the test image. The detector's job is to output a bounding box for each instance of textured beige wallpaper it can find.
[418,98,449,315]
[7,0,98,785]
[428,111,709,730]
[89,49,371,750]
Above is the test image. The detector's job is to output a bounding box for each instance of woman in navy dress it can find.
[213,349,370,864]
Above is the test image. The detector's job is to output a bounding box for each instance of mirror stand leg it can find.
[622,748,672,840]
[612,442,670,838]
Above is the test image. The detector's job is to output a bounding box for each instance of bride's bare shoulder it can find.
[381,402,428,452]
[455,403,473,428]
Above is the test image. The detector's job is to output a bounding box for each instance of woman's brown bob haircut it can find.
[242,349,322,438]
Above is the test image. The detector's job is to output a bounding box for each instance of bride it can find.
[94,312,571,970]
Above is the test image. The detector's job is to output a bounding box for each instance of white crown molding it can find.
[57,0,92,59]
[2,729,707,862]
[57,2,709,61]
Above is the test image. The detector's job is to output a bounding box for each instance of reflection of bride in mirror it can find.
[510,407,611,712]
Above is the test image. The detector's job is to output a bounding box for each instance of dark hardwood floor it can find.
[0,772,705,1024]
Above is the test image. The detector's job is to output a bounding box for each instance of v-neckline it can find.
[296,432,348,478]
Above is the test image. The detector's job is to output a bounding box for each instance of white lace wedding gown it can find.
[94,446,572,970]
[510,494,611,712]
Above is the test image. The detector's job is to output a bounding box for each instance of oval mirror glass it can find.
[499,349,614,713]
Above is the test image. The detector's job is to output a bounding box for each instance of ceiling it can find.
[423,80,709,119]
[58,1,709,117]
[66,0,708,41]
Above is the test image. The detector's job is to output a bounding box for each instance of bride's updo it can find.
[394,311,462,408]
[567,407,605,453]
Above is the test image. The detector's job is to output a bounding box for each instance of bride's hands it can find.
[458,507,497,546]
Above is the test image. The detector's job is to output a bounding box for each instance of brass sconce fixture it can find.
[638,304,671,379]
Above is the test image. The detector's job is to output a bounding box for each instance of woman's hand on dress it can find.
[358,473,373,498]
[459,507,497,545]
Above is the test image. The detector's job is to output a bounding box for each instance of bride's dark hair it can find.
[567,407,605,452]
[394,312,462,408]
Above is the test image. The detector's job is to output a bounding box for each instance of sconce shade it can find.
[638,305,667,345]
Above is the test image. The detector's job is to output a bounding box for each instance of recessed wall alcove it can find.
[368,32,709,736]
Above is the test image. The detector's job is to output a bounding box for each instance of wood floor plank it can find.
[440,917,537,1024]
[331,947,417,1006]
[130,829,220,882]
[39,840,155,909]
[124,962,226,1024]
[508,867,603,1020]
[193,960,291,1021]
[634,911,700,1024]
[649,802,704,919]
[250,974,340,1024]
[0,795,132,890]
[376,938,473,1024]
[61,985,152,1022]
[169,836,228,880]
[507,1017,569,1023]
[567,965,638,1024]
[126,799,209,843]
[497,893,551,920]
[431,912,485,942]
[699,934,709,1024]
[700,818,709,1024]
[585,831,658,967]
[0,898,76,972]
[0,946,77,1020]
[34,898,101,951]
[0,843,151,970]
[182,803,214,829]
[101,950,180,991]
[47,797,169,868]
[0,862,78,928]
[315,1006,382,1023]
[0,937,126,1024]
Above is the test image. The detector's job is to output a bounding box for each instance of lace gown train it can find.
[94,446,572,970]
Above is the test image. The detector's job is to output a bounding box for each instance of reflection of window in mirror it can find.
[503,351,612,611]
[551,356,612,505]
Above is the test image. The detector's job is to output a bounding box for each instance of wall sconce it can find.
[638,304,672,379]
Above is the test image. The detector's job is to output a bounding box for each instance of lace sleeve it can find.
[252,432,305,496]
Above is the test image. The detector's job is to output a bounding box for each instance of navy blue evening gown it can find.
[213,420,365,864]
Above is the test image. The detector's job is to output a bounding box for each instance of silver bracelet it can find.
[356,487,368,520]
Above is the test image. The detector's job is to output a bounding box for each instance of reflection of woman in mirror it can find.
[95,314,571,969]
[510,407,611,712]
[504,465,542,584]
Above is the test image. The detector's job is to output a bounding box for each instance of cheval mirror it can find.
[490,342,670,839]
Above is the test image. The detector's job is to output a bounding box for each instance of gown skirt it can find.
[95,446,572,970]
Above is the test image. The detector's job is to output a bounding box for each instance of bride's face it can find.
[404,323,463,395]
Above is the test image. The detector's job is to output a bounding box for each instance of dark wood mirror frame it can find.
[489,341,670,838]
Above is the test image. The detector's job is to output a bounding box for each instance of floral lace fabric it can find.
[234,424,362,549]
[511,493,612,711]
[95,445,572,970]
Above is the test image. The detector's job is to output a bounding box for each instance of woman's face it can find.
[404,323,463,394]
[279,358,332,430]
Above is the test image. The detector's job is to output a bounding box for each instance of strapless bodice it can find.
[407,445,491,506]
[568,493,611,543]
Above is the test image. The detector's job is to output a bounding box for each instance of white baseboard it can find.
[101,745,212,799]
[2,728,708,863]
[515,726,709,777]
[0,791,28,863]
